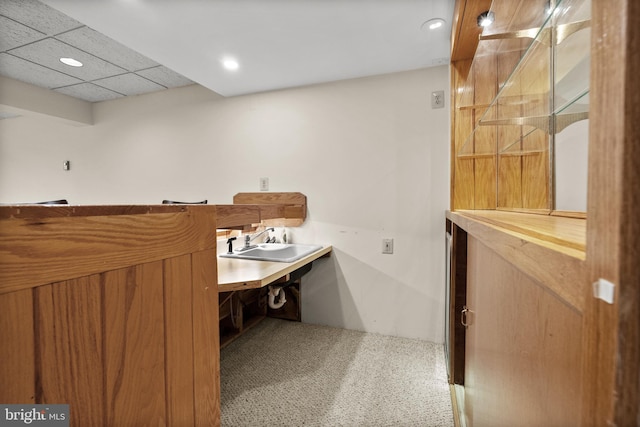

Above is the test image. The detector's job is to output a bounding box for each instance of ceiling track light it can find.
[477,11,495,27]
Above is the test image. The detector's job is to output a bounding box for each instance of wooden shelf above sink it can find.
[216,192,307,229]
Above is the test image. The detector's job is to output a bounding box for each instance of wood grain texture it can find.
[35,276,104,426]
[582,0,640,424]
[0,288,35,404]
[164,255,195,426]
[447,210,585,312]
[216,204,261,229]
[465,236,582,427]
[0,205,216,294]
[103,262,166,426]
[473,157,496,209]
[192,249,221,426]
[0,206,221,426]
[450,0,493,62]
[497,155,522,208]
[522,151,549,209]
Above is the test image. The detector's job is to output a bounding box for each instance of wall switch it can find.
[63,160,70,171]
[431,90,445,109]
[260,177,269,191]
[382,238,394,254]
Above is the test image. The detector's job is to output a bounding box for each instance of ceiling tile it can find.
[0,16,46,51]
[56,26,159,72]
[0,0,82,35]
[0,53,82,88]
[9,38,127,81]
[136,66,192,88]
[54,82,123,103]
[93,73,165,96]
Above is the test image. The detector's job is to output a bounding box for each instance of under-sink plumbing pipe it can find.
[268,285,287,310]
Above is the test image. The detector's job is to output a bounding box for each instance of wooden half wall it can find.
[0,205,220,427]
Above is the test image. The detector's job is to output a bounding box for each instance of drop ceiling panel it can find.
[0,16,46,51]
[93,73,165,96]
[136,66,193,88]
[54,82,123,102]
[56,26,159,72]
[9,38,127,81]
[0,0,81,35]
[0,52,82,88]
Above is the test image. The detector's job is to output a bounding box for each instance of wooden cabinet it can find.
[452,0,590,212]
[464,235,582,426]
[449,0,640,424]
[0,205,221,426]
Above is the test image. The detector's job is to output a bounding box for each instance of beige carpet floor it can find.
[220,318,454,427]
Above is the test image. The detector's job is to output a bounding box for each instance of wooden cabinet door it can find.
[464,236,582,427]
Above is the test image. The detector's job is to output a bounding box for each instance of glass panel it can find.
[553,0,590,212]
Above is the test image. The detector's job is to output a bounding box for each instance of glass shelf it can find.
[457,0,590,159]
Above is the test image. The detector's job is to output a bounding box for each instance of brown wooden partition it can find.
[0,205,220,426]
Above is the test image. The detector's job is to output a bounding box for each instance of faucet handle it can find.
[226,237,237,254]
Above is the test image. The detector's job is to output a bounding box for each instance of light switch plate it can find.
[260,177,269,191]
[431,90,445,109]
[382,238,394,254]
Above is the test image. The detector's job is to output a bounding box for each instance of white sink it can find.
[220,243,323,263]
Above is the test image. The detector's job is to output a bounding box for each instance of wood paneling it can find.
[0,205,216,295]
[0,288,35,404]
[103,262,167,426]
[451,0,553,212]
[581,0,640,424]
[192,249,221,426]
[497,156,522,207]
[35,276,104,426]
[522,151,549,209]
[164,255,195,426]
[450,0,493,62]
[473,157,496,209]
[216,204,261,229]
[465,236,582,426]
[0,199,220,426]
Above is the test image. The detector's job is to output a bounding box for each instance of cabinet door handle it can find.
[461,306,470,327]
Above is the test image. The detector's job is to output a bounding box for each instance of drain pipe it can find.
[268,285,287,309]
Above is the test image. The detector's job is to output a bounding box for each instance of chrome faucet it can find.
[242,227,275,250]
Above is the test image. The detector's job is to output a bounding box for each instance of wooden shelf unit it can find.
[448,0,640,426]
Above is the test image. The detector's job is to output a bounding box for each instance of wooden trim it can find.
[450,224,467,385]
[216,204,261,229]
[455,209,586,253]
[216,192,308,229]
[448,210,585,312]
[451,0,493,62]
[0,205,217,294]
[192,249,221,426]
[582,0,640,424]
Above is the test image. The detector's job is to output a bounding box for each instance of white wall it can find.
[0,67,450,342]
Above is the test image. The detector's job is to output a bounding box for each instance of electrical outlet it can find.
[431,90,445,109]
[382,238,394,254]
[260,177,269,191]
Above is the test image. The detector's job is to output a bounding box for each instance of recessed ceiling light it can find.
[59,57,83,67]
[421,18,446,31]
[477,11,495,27]
[222,58,239,71]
